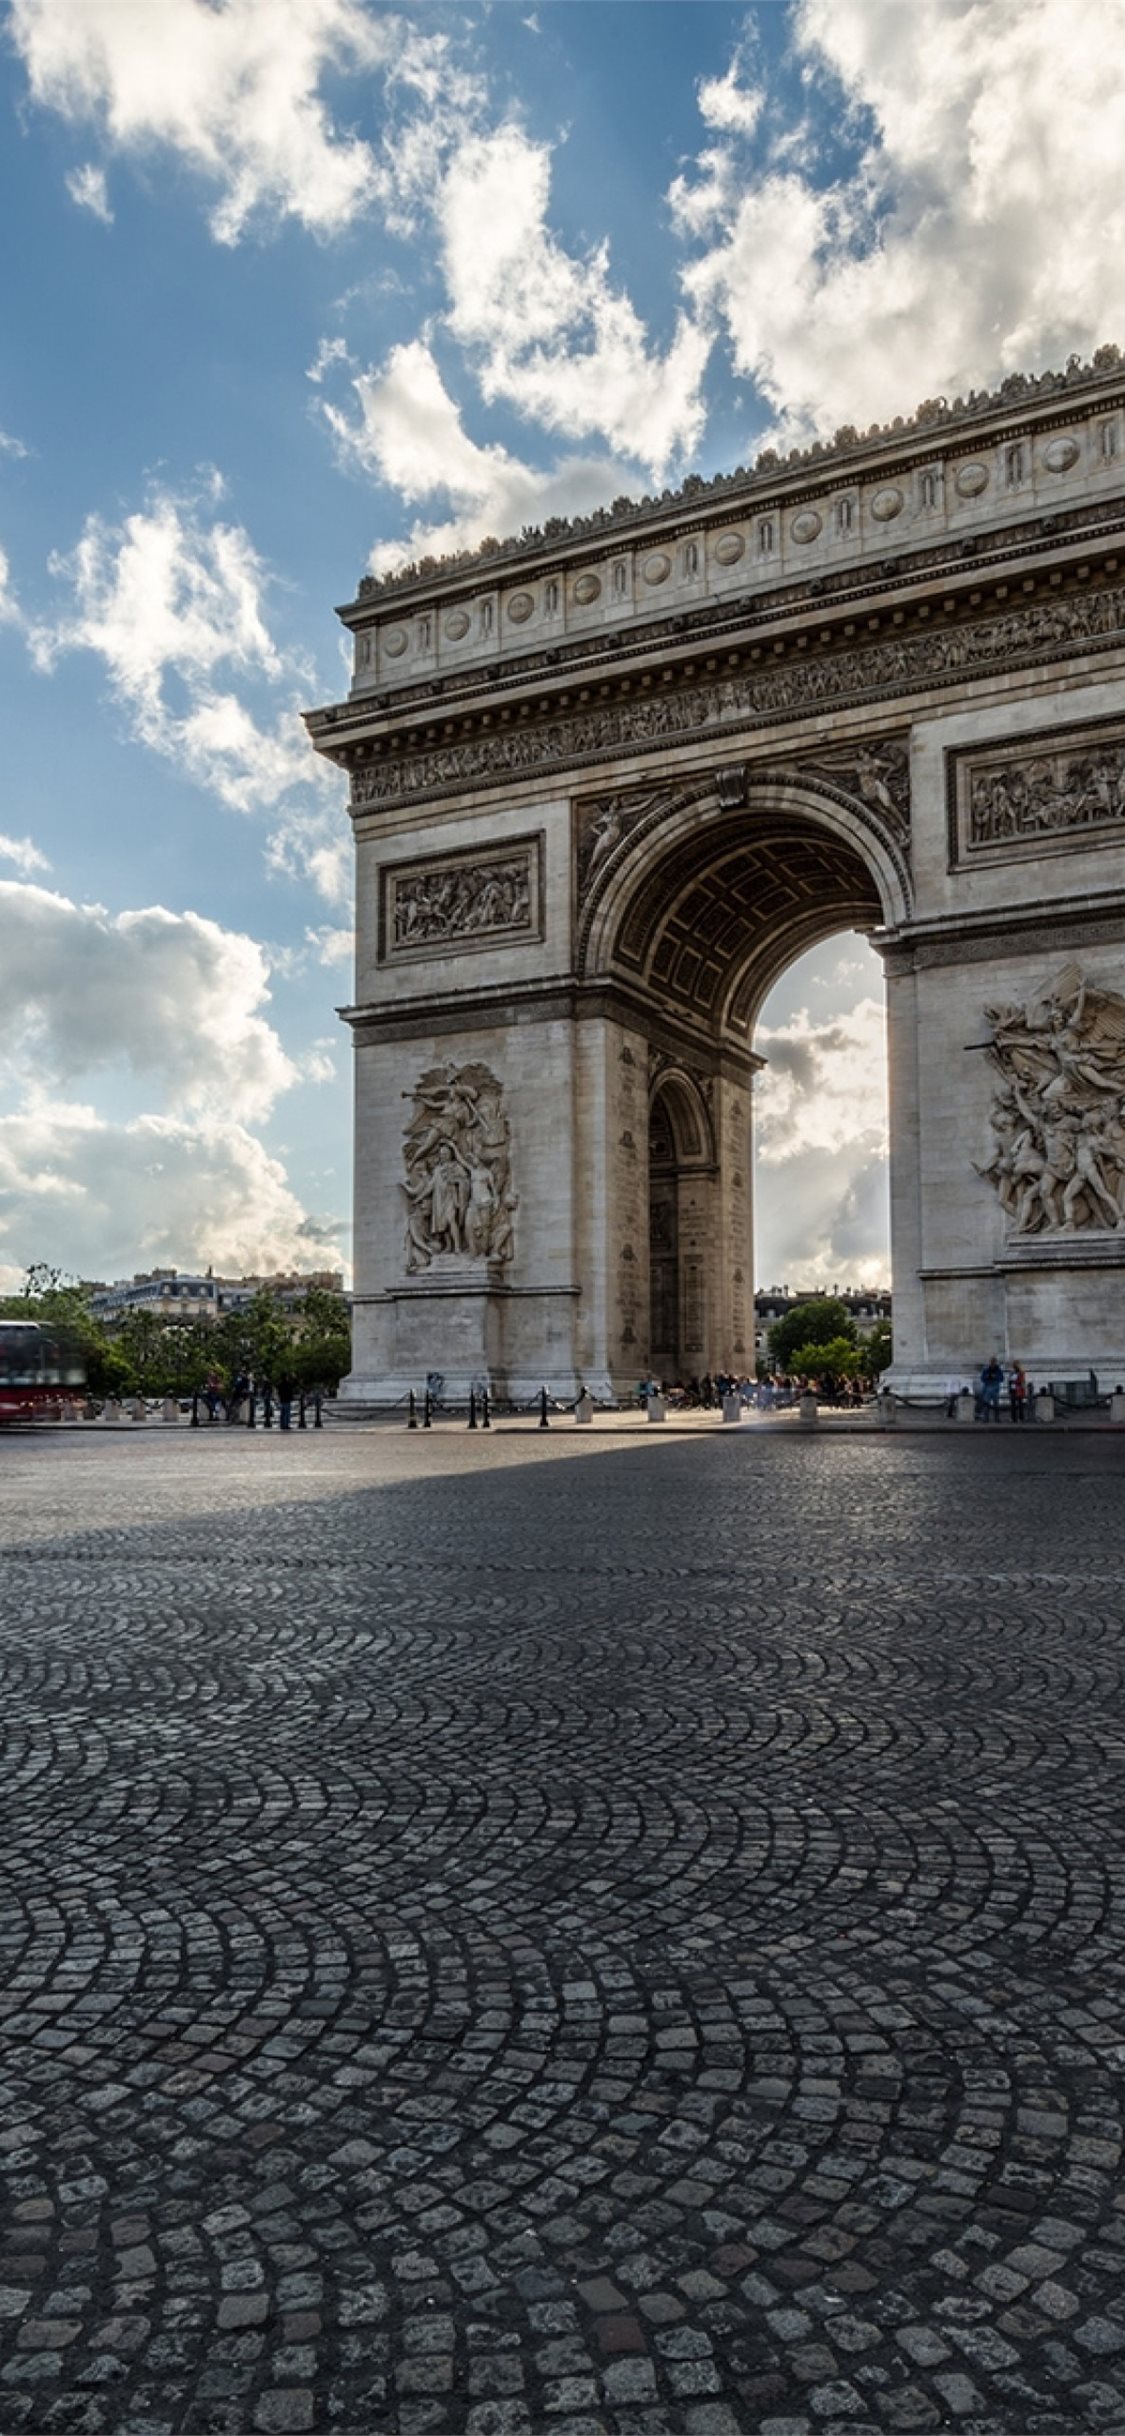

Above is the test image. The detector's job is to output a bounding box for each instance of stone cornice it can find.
[309,491,1125,747]
[343,352,1125,610]
[340,973,762,1076]
[324,553,1125,818]
[878,890,1125,973]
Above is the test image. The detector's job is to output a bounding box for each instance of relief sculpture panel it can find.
[978,966,1125,1234]
[951,720,1125,865]
[402,1062,517,1271]
[381,837,542,961]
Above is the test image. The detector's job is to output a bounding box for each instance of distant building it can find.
[86,1268,345,1326]
[753,1286,891,1368]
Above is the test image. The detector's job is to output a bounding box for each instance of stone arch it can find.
[577,771,910,1037]
[647,1063,715,1168]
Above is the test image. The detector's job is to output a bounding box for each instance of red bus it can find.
[0,1321,85,1423]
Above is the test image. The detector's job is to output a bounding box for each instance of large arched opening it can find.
[752,932,891,1305]
[580,774,907,1382]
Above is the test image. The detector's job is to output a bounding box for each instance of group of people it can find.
[636,1371,869,1411]
[972,1358,1029,1422]
[201,1369,309,1429]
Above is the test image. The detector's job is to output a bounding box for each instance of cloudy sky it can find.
[2,0,1122,1293]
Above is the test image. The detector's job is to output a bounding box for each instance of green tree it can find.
[768,1297,857,1373]
[291,1285,351,1392]
[862,1318,893,1378]
[115,1308,172,1395]
[788,1334,861,1381]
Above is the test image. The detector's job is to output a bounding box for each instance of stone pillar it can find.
[882,956,923,1388]
[573,1014,649,1401]
[715,1071,755,1376]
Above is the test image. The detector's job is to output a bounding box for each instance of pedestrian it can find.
[227,1370,250,1423]
[204,1369,223,1423]
[978,1356,1004,1423]
[277,1371,296,1431]
[1008,1361,1027,1423]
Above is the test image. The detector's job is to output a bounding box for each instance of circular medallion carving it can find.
[383,626,409,657]
[790,509,822,543]
[870,486,903,521]
[507,591,535,623]
[955,461,989,498]
[642,551,671,585]
[1043,434,1080,473]
[443,609,470,641]
[714,531,746,565]
[573,572,602,604]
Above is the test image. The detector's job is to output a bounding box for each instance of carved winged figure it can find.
[979,966,1125,1236]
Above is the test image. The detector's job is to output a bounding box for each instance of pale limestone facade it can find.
[308,356,1125,1401]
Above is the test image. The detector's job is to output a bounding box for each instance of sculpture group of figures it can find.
[980,965,1125,1233]
[969,741,1125,848]
[393,857,531,948]
[402,1062,516,1270]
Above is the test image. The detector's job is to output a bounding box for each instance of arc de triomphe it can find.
[308,355,1125,1404]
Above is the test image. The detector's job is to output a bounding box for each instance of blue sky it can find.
[1,0,1120,1292]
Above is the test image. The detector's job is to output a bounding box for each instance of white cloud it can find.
[0,1099,340,1282]
[66,161,113,222]
[306,334,351,384]
[326,338,638,571]
[0,544,23,628]
[678,0,1125,449]
[12,0,486,246]
[0,881,296,1122]
[0,835,50,877]
[0,882,344,1284]
[698,57,764,139]
[29,481,341,845]
[11,0,387,243]
[438,127,709,476]
[305,924,354,969]
[0,430,28,460]
[754,992,889,1288]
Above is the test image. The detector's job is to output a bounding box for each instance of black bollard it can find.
[298,1392,307,1430]
[247,1391,256,1431]
[263,1396,273,1430]
[314,1393,323,1429]
[423,1390,432,1429]
[408,1389,418,1430]
[482,1389,490,1431]
[190,1390,200,1429]
[468,1388,477,1430]
[539,1386,550,1429]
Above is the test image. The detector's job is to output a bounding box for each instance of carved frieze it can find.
[349,582,1125,815]
[380,837,542,962]
[402,1062,517,1271]
[950,719,1125,865]
[977,966,1125,1235]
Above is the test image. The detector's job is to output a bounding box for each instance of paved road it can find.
[2,1424,1125,2436]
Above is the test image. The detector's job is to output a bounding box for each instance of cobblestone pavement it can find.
[3,1425,1125,2436]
